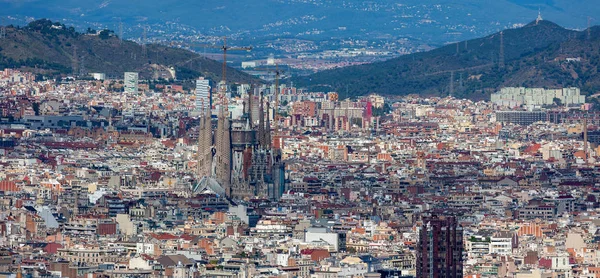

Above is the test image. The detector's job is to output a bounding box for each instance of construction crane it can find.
[255,64,285,141]
[170,37,252,92]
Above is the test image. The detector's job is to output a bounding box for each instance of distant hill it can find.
[293,20,600,100]
[0,19,258,83]
[1,0,598,46]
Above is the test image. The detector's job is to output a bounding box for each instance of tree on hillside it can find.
[98,29,114,40]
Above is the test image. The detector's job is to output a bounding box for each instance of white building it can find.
[491,87,585,107]
[304,227,346,252]
[124,72,139,93]
[136,243,156,255]
[195,78,211,111]
[241,61,256,69]
[490,233,513,255]
[91,73,106,80]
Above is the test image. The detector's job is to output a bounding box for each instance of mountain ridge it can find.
[0,19,258,84]
[292,20,600,100]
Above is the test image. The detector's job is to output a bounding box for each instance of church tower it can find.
[215,93,232,196]
[197,100,213,178]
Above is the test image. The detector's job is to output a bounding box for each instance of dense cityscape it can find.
[0,62,600,278]
[1,1,600,278]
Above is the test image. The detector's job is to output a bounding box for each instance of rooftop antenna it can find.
[499,31,505,69]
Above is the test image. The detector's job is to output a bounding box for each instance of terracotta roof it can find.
[150,233,179,240]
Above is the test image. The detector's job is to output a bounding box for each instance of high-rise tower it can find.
[124,72,139,93]
[195,78,211,112]
[417,215,463,278]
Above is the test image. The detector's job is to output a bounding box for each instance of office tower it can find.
[195,78,211,112]
[417,215,463,278]
[124,72,139,93]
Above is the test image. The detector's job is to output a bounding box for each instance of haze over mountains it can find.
[293,20,600,100]
[1,1,599,100]
[1,0,597,46]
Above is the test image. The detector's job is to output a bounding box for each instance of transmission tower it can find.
[119,20,123,44]
[588,17,592,40]
[0,18,6,39]
[72,45,78,75]
[79,56,87,76]
[499,31,505,69]
[141,26,147,58]
[449,71,455,97]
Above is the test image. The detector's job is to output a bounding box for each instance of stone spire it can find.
[258,92,266,148]
[197,101,213,178]
[215,93,231,196]
[265,101,271,149]
[247,91,254,128]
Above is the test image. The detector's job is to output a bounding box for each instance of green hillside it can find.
[293,20,600,100]
[0,19,258,84]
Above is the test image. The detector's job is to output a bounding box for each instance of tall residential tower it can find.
[417,215,463,278]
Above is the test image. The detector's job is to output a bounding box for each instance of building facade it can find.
[195,78,211,112]
[124,72,139,94]
[416,215,463,278]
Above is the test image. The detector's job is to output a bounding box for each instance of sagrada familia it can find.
[195,87,286,201]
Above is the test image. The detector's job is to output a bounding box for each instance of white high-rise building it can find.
[491,87,585,108]
[195,78,211,111]
[124,72,139,93]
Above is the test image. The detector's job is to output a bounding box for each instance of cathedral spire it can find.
[265,101,271,149]
[215,84,231,196]
[258,91,266,148]
[247,90,253,127]
[197,99,213,179]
